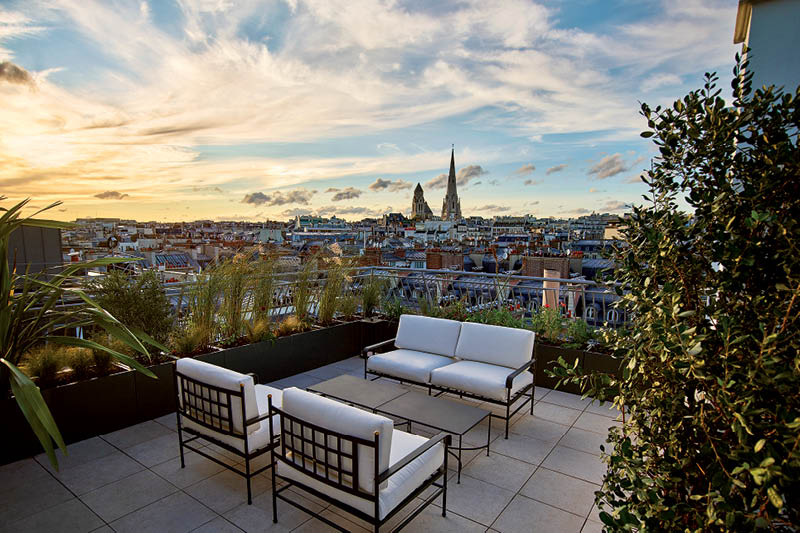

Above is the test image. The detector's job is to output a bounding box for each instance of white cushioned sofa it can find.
[363,314,536,438]
[174,358,283,504]
[268,387,450,532]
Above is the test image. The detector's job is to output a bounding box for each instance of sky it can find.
[0,0,740,222]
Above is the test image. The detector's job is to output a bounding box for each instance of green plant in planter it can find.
[275,314,310,337]
[293,258,317,323]
[549,57,800,530]
[416,295,440,317]
[562,318,596,350]
[383,296,408,321]
[438,299,468,322]
[360,273,387,318]
[529,304,563,344]
[21,345,64,387]
[337,292,359,319]
[186,265,223,349]
[244,318,275,344]
[467,307,525,329]
[0,197,162,468]
[67,347,93,381]
[218,255,250,343]
[250,255,276,323]
[317,259,349,325]
[167,323,207,356]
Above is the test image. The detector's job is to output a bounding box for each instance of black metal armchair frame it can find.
[173,364,277,505]
[362,338,536,438]
[268,395,450,533]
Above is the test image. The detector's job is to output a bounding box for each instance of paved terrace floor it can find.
[1,357,621,533]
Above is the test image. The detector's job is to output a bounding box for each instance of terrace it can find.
[1,356,618,532]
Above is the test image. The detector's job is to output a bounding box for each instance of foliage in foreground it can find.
[551,56,800,531]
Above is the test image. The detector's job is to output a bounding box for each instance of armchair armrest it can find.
[246,372,260,384]
[377,432,451,483]
[362,337,396,358]
[505,358,535,389]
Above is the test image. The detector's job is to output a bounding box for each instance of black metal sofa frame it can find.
[268,395,451,533]
[174,365,277,505]
[362,338,535,438]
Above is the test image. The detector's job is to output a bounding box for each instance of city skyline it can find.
[1,0,739,221]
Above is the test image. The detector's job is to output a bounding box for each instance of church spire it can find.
[447,145,456,193]
[442,144,462,220]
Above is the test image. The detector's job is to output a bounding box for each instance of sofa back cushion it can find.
[454,322,535,369]
[176,358,260,435]
[395,314,462,357]
[281,387,394,495]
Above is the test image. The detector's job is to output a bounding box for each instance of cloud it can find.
[602,200,631,212]
[589,188,602,193]
[94,191,128,200]
[624,172,647,184]
[474,204,510,212]
[426,165,488,189]
[569,208,591,215]
[368,178,412,192]
[328,187,362,201]
[588,153,630,179]
[514,163,535,175]
[523,179,541,186]
[242,189,315,206]
[280,208,313,217]
[192,185,223,193]
[0,61,32,85]
[546,164,568,175]
[641,73,681,92]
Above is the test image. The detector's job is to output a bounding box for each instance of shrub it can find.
[437,299,468,322]
[91,270,174,348]
[467,307,525,329]
[275,315,310,337]
[250,256,276,323]
[293,259,317,323]
[562,318,596,350]
[218,256,250,342]
[168,324,207,356]
[67,347,94,380]
[317,260,349,325]
[529,305,563,344]
[22,345,64,386]
[550,57,800,530]
[337,293,359,319]
[383,296,408,321]
[245,318,275,344]
[360,274,387,318]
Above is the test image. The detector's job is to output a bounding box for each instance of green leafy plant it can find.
[1,197,161,467]
[186,266,223,349]
[416,295,440,317]
[529,304,564,344]
[167,323,207,357]
[437,299,468,322]
[383,296,409,321]
[244,318,275,344]
[360,273,387,318]
[317,259,349,325]
[21,345,64,387]
[218,256,250,343]
[337,293,359,319]
[292,259,317,323]
[562,318,596,350]
[91,269,174,354]
[467,307,525,329]
[67,347,93,381]
[250,256,276,323]
[549,57,800,530]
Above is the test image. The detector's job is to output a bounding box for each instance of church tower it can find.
[441,146,462,220]
[411,183,433,221]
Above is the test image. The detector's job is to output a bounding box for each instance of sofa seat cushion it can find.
[455,322,535,369]
[176,358,261,434]
[367,349,455,384]
[181,384,282,453]
[394,314,462,357]
[429,361,534,401]
[281,387,394,494]
[277,429,443,519]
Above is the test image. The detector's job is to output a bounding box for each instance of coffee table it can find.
[308,374,491,482]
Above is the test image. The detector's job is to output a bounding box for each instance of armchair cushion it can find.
[366,349,455,384]
[395,314,462,357]
[176,358,260,434]
[454,322,534,369]
[181,384,282,453]
[429,360,534,401]
[276,429,443,519]
[280,387,394,494]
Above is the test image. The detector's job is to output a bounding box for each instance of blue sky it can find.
[0,0,739,221]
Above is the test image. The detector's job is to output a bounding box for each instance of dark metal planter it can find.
[535,344,585,395]
[134,361,176,421]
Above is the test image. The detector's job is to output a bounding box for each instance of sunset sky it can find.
[1,0,739,221]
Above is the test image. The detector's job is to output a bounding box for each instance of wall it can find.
[7,226,63,276]
[744,0,800,94]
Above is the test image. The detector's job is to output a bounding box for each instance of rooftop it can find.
[1,357,618,533]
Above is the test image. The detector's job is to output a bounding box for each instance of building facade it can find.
[411,183,433,220]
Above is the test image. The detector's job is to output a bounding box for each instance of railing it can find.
[159,266,629,327]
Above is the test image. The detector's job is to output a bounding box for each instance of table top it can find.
[307,374,409,409]
[307,375,490,436]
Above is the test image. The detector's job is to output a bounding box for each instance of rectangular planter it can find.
[535,344,584,395]
[134,362,176,421]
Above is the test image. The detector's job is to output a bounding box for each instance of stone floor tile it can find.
[401,504,486,533]
[0,463,73,525]
[266,374,323,391]
[533,387,555,401]
[304,363,348,381]
[224,489,323,532]
[520,467,599,517]
[573,412,621,435]
[151,450,229,489]
[103,420,174,450]
[542,446,607,485]
[154,412,178,431]
[491,495,585,533]
[89,527,114,533]
[81,469,178,523]
[461,453,536,493]
[185,468,270,514]
[0,498,103,533]
[582,519,604,533]
[585,400,622,419]
[508,416,569,444]
[49,450,144,496]
[126,433,182,468]
[529,402,583,426]
[559,427,610,457]
[331,356,365,372]
[291,508,370,533]
[491,433,555,466]
[35,437,117,473]
[109,491,217,533]
[439,474,515,526]
[540,390,593,411]
[190,516,244,532]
